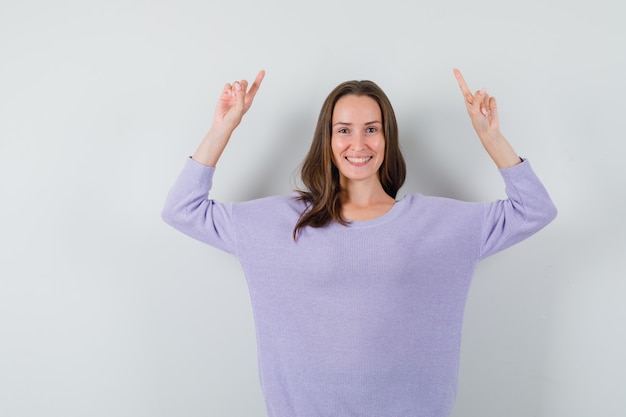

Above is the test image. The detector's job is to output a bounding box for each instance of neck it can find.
[340,178,394,207]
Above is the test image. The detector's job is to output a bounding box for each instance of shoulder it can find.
[393,193,486,233]
[389,193,486,243]
[232,193,306,223]
[400,192,483,213]
[236,193,305,210]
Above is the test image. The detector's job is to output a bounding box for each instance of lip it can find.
[345,156,373,166]
[344,156,374,167]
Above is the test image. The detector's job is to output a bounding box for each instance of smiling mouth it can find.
[345,156,372,164]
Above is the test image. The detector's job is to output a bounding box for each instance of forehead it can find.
[332,95,381,122]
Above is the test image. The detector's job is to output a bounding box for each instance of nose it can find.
[350,132,367,150]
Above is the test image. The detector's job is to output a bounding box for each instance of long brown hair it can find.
[293,80,406,239]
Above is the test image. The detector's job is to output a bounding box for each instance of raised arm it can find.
[193,70,265,167]
[453,68,520,169]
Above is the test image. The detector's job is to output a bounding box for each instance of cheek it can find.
[331,136,346,156]
[373,136,386,155]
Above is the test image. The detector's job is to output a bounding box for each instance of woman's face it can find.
[331,94,385,187]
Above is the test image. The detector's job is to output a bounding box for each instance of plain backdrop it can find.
[1,0,624,416]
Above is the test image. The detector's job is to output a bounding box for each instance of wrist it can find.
[192,128,232,167]
[206,124,234,143]
[479,132,520,169]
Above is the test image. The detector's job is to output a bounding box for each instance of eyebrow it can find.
[332,120,382,127]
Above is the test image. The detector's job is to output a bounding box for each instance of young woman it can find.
[162,69,557,417]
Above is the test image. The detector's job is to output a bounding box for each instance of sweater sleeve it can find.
[161,158,237,255]
[479,159,557,260]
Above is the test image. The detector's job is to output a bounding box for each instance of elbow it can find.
[161,202,185,229]
[546,198,558,223]
[161,206,173,225]
[538,200,558,229]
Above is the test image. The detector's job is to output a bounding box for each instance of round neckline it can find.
[340,196,408,228]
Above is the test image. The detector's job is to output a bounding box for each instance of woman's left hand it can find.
[453,68,521,168]
[453,68,500,139]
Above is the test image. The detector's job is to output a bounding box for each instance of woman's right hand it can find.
[193,70,265,167]
[213,70,265,135]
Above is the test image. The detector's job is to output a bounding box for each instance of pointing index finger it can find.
[247,69,265,99]
[453,68,473,101]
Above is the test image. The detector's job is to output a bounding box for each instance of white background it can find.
[1,0,624,416]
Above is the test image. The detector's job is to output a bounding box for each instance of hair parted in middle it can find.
[293,79,406,239]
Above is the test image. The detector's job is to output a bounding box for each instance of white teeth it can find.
[346,157,371,163]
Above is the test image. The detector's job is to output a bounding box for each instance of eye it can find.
[366,126,378,133]
[338,128,349,134]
